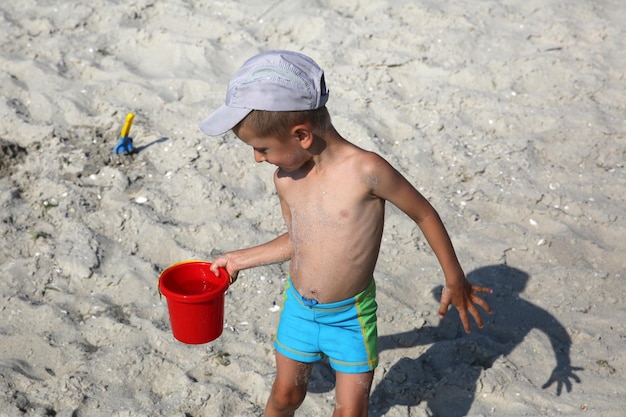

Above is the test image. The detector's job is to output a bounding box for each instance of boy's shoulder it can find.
[334,138,383,161]
[342,144,389,172]
[327,142,394,184]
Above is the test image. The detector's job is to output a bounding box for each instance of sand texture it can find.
[1,0,625,416]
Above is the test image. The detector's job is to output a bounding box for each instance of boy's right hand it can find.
[210,254,239,284]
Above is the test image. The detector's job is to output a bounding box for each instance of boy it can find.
[201,50,492,417]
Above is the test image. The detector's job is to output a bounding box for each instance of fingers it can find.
[437,287,451,318]
[439,286,474,333]
[470,302,486,327]
[438,303,447,319]
[471,285,493,312]
[458,309,472,333]
[473,285,493,295]
[472,294,492,315]
[439,284,492,332]
[228,271,239,284]
[210,256,229,275]
[210,255,240,286]
[209,261,222,275]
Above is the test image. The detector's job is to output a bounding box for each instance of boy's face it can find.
[234,124,311,172]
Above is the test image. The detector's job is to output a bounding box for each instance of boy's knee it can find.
[332,398,369,417]
[332,406,368,417]
[268,384,307,413]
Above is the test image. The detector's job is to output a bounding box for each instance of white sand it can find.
[1,1,625,416]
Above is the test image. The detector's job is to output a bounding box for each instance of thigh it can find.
[333,371,374,417]
[272,351,314,402]
[275,287,324,364]
[319,293,378,374]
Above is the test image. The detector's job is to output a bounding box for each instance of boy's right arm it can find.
[210,232,293,282]
[212,173,293,281]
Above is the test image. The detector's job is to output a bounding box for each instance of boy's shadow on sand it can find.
[307,264,582,417]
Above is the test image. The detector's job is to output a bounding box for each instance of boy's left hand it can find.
[439,279,492,333]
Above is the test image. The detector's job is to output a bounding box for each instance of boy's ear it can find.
[291,124,314,149]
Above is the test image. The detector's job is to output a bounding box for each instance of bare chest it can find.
[287,179,361,225]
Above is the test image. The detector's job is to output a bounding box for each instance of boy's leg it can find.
[332,371,374,417]
[265,351,313,417]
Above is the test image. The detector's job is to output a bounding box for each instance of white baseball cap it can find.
[200,50,329,136]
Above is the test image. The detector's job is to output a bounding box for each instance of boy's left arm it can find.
[418,211,492,332]
[365,152,492,332]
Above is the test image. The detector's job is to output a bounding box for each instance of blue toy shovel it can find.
[112,112,135,155]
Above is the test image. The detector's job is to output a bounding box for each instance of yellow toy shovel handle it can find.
[120,112,135,138]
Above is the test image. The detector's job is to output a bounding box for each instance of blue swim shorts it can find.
[274,278,378,374]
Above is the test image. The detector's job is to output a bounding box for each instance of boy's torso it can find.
[277,144,386,303]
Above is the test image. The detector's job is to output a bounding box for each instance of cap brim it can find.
[199,105,253,136]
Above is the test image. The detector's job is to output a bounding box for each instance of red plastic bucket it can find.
[159,261,230,344]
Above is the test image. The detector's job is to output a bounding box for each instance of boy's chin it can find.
[279,159,312,173]
[278,163,304,173]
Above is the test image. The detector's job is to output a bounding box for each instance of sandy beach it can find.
[1,0,625,416]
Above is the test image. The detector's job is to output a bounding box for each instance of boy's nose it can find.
[253,150,266,163]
